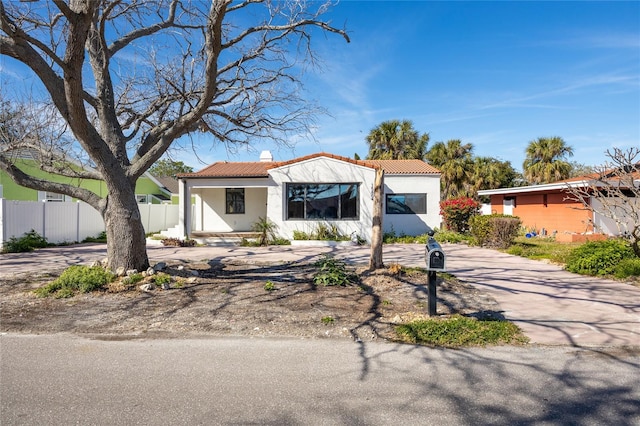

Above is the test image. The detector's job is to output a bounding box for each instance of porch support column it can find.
[179,179,191,238]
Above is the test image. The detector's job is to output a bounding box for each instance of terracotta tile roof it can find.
[267,152,376,170]
[365,159,440,175]
[180,161,271,178]
[269,152,440,174]
[178,152,440,178]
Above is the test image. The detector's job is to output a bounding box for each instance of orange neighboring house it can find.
[477,176,623,242]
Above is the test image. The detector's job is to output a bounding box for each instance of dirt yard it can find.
[0,259,503,342]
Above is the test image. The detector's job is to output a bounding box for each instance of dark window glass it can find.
[385,194,426,214]
[287,185,305,219]
[226,188,245,214]
[286,183,359,220]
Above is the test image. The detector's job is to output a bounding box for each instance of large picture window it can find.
[287,183,359,220]
[386,193,426,214]
[226,188,245,214]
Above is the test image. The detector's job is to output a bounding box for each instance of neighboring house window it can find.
[226,188,245,214]
[46,192,65,202]
[286,183,359,220]
[136,194,149,203]
[385,193,427,214]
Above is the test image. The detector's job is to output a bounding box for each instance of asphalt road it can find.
[2,334,639,425]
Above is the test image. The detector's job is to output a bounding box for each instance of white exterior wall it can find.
[184,178,271,233]
[383,174,442,236]
[195,187,267,232]
[591,197,639,236]
[267,157,376,242]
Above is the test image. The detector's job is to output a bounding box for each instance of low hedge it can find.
[470,214,521,249]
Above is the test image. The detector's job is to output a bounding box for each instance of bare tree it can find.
[564,147,640,257]
[0,0,349,271]
[369,168,384,270]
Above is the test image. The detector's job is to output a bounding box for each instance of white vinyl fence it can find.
[0,199,179,248]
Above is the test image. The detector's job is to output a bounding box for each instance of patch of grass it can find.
[264,280,275,292]
[321,316,335,324]
[395,314,528,347]
[34,265,115,298]
[506,237,581,264]
[313,255,357,286]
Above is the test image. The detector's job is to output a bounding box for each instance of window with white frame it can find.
[136,194,149,203]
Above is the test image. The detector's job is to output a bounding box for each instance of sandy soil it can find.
[0,259,503,342]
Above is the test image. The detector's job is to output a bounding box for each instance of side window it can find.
[226,188,245,214]
[385,194,427,214]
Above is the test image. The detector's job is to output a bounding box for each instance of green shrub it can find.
[440,197,480,233]
[470,215,521,249]
[613,258,640,279]
[293,230,310,240]
[251,217,278,246]
[35,265,115,298]
[264,280,275,291]
[2,230,49,253]
[565,239,634,276]
[313,255,357,286]
[161,238,196,247]
[153,273,171,286]
[433,230,472,244]
[123,273,144,285]
[81,231,107,243]
[321,316,335,324]
[293,224,350,241]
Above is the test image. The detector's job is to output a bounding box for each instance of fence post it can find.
[42,200,46,240]
[0,198,5,249]
[76,200,81,243]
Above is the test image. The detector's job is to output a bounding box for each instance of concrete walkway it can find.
[1,242,638,347]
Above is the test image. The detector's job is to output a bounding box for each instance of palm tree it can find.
[426,139,474,199]
[365,120,429,160]
[523,137,574,184]
[469,157,518,193]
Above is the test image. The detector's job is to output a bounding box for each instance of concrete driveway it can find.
[1,242,638,347]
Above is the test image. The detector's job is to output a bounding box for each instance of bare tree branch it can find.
[564,147,640,257]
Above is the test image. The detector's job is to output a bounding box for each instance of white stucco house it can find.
[174,152,441,243]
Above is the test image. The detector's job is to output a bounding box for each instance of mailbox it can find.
[425,238,446,272]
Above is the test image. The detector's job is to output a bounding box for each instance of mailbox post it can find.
[424,235,446,317]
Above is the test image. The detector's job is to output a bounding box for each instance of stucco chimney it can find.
[259,150,273,162]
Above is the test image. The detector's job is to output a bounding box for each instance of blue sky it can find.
[185,0,639,172]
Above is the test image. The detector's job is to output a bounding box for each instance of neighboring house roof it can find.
[154,176,180,194]
[478,171,639,197]
[179,152,440,179]
[477,179,590,196]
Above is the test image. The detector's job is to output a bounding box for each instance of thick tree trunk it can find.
[369,168,384,270]
[102,191,150,273]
